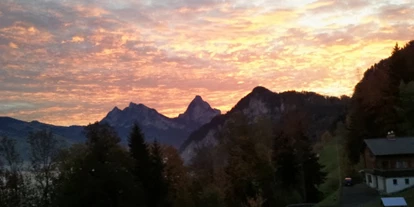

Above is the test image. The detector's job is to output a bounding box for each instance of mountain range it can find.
[0,87,350,161]
[100,95,220,147]
[179,86,350,163]
[0,95,221,157]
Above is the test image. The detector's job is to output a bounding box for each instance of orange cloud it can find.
[0,0,413,126]
[9,42,18,48]
[71,36,84,42]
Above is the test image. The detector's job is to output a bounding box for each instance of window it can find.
[405,179,410,185]
[402,161,408,168]
[393,179,398,185]
[396,161,403,169]
[368,175,372,183]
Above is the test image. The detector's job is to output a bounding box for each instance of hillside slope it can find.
[179,86,350,162]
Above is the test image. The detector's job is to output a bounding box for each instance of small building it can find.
[380,197,407,207]
[362,133,414,194]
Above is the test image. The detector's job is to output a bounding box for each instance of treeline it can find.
[345,41,414,165]
[0,110,327,207]
[0,122,183,207]
[188,111,326,207]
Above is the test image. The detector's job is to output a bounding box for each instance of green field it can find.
[314,135,344,207]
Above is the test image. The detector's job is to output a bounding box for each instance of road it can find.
[340,184,380,207]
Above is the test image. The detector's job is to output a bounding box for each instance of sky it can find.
[0,0,413,126]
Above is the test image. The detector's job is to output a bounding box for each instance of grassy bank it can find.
[314,135,344,207]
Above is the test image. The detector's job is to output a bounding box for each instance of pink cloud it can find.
[0,0,412,125]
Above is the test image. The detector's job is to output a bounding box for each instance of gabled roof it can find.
[364,137,414,156]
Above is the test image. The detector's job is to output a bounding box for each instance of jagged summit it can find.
[177,96,221,126]
[111,106,121,112]
[98,96,221,147]
[187,95,210,110]
[193,95,203,101]
[128,102,148,109]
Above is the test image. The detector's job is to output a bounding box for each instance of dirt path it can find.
[340,184,380,207]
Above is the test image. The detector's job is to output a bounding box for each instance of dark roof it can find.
[364,137,414,156]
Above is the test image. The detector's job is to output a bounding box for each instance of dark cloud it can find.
[0,1,70,30]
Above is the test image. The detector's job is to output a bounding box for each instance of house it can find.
[362,133,414,194]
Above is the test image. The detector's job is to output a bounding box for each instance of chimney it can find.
[387,131,396,140]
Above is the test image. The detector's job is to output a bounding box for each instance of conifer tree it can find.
[128,123,152,205]
[273,111,326,203]
[149,140,170,207]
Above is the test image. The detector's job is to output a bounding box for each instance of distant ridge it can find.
[0,95,221,155]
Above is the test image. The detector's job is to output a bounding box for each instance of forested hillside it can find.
[345,41,414,164]
[180,87,350,162]
[0,90,341,207]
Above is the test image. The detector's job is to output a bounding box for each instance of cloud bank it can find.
[0,0,413,125]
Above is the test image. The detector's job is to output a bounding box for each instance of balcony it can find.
[364,168,414,177]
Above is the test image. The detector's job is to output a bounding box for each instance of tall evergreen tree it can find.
[128,123,152,205]
[149,140,170,207]
[301,141,326,203]
[273,130,299,189]
[221,113,259,207]
[273,110,326,203]
[128,123,150,165]
[220,113,279,207]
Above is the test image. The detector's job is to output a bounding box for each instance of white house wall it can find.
[385,177,414,194]
[377,176,385,191]
[366,173,378,188]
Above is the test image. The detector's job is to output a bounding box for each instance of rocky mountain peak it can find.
[97,97,222,147]
[177,96,221,126]
[188,95,209,109]
[128,102,147,109]
[111,106,121,112]
[192,95,203,102]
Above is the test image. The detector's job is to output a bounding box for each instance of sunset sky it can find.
[0,0,413,126]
